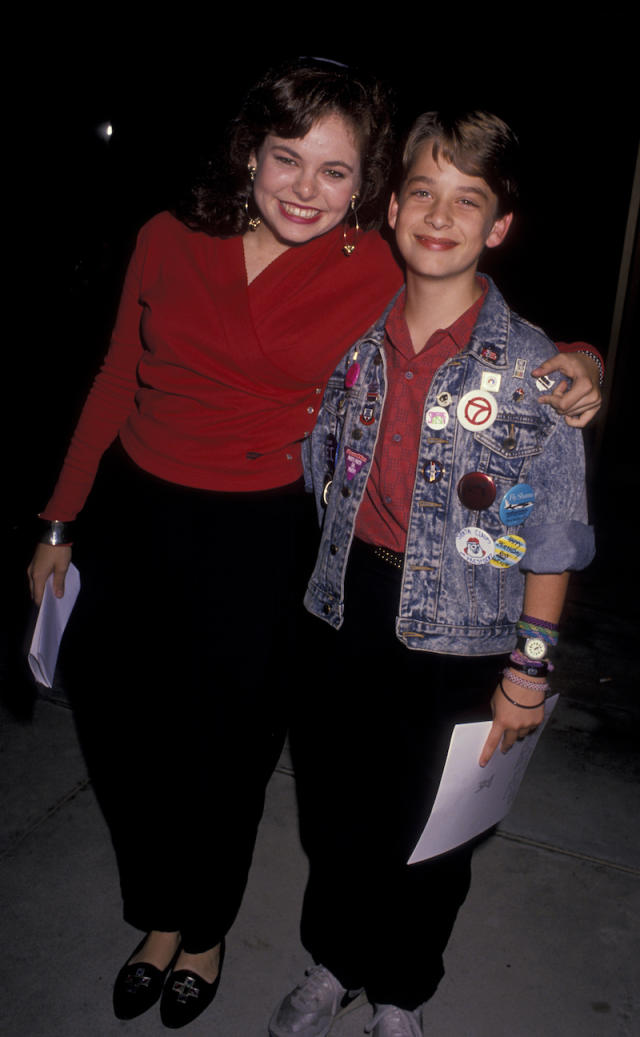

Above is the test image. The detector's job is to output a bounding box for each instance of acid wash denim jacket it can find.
[303,276,595,656]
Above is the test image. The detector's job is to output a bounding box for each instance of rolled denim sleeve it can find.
[520,421,595,573]
[521,519,595,572]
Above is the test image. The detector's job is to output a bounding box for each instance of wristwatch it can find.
[520,636,548,661]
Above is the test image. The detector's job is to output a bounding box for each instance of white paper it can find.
[408,695,558,863]
[28,564,81,687]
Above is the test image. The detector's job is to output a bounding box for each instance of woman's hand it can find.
[533,352,602,428]
[479,675,546,767]
[27,543,73,607]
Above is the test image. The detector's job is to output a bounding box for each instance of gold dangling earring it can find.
[244,165,262,231]
[342,194,360,256]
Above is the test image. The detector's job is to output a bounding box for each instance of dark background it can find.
[15,40,638,497]
[6,35,639,700]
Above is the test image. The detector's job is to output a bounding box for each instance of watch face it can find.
[524,637,547,660]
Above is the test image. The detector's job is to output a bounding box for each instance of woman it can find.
[27,59,402,1030]
[27,59,601,1030]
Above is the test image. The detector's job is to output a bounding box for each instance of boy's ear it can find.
[485,211,513,250]
[388,192,399,230]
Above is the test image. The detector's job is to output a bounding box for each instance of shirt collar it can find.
[385,276,489,358]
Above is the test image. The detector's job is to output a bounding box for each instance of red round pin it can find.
[457,472,496,511]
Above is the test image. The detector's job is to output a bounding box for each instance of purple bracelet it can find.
[520,614,559,631]
[510,649,554,674]
[517,615,559,647]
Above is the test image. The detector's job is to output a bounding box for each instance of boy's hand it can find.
[533,352,601,428]
[27,543,72,607]
[479,677,546,767]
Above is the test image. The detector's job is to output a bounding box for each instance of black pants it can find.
[290,539,504,1008]
[60,443,317,952]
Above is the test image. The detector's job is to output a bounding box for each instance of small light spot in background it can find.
[96,121,113,141]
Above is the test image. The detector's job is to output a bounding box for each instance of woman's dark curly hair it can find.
[176,58,395,235]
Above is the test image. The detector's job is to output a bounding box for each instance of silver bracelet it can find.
[38,519,75,546]
[578,348,604,386]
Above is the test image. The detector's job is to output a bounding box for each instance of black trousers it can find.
[60,443,317,952]
[290,539,504,1009]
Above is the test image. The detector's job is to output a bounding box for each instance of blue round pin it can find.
[499,483,535,526]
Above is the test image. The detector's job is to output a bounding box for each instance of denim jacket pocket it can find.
[474,412,554,481]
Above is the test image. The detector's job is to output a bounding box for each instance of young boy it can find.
[270,111,595,1037]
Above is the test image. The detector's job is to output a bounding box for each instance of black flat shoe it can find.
[160,938,226,1029]
[113,935,180,1020]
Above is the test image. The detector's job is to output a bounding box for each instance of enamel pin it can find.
[345,447,368,481]
[481,371,502,393]
[424,459,445,483]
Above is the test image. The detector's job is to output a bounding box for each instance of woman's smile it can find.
[278,201,324,223]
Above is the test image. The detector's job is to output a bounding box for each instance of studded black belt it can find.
[371,543,405,571]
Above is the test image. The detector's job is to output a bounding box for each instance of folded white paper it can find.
[28,564,81,687]
[408,695,558,863]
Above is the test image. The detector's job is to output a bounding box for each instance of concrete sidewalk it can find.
[1,574,639,1036]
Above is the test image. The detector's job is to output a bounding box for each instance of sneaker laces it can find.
[365,1003,422,1036]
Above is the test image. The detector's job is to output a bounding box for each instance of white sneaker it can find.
[269,964,363,1037]
[365,1003,423,1036]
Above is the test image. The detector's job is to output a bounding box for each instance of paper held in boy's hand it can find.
[28,564,81,688]
[408,695,558,863]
